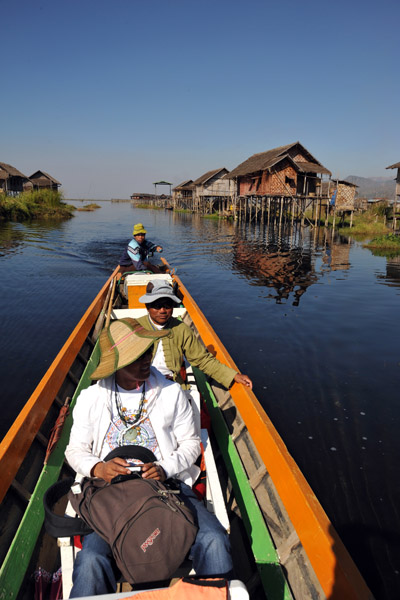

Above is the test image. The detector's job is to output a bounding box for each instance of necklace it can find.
[114,378,146,426]
[115,379,147,445]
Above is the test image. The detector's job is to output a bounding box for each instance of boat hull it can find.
[0,265,373,600]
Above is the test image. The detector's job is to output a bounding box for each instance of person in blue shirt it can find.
[119,223,164,273]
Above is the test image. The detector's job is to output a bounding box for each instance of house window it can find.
[285,176,295,187]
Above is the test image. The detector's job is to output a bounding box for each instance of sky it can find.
[1,0,399,199]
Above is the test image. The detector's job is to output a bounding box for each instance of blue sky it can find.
[1,0,399,199]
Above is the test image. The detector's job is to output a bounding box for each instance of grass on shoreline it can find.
[0,190,75,221]
[366,233,400,250]
[300,206,393,237]
[335,203,394,237]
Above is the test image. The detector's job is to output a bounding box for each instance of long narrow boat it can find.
[0,261,374,599]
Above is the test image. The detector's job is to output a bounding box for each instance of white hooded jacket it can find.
[65,367,201,486]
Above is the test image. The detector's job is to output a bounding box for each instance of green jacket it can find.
[137,315,237,390]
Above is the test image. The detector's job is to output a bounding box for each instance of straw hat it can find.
[133,223,147,236]
[90,318,169,380]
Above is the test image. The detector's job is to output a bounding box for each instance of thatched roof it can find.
[386,162,400,169]
[29,170,61,185]
[192,168,229,186]
[322,179,358,194]
[337,179,358,187]
[173,179,194,191]
[227,142,331,178]
[0,162,29,179]
[295,160,330,175]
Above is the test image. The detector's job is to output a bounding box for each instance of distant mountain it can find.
[345,175,396,199]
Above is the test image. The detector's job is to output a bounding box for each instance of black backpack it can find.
[44,446,198,584]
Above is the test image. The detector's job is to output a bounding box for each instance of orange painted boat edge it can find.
[0,266,120,504]
[173,270,373,599]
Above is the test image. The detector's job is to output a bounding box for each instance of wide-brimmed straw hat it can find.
[139,280,181,305]
[133,223,147,235]
[90,318,169,380]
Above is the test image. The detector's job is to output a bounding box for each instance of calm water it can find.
[1,202,399,598]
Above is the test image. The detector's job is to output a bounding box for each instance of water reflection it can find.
[0,219,71,257]
[379,256,400,287]
[232,236,316,305]
[227,225,353,305]
[0,223,26,257]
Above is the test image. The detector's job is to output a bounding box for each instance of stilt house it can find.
[227,142,331,198]
[386,162,400,203]
[191,167,235,213]
[322,179,358,211]
[0,163,31,195]
[172,180,194,208]
[29,171,61,191]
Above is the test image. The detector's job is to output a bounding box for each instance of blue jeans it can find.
[70,481,233,597]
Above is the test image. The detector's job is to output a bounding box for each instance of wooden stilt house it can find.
[322,179,358,210]
[226,142,332,223]
[386,161,400,202]
[191,167,235,213]
[0,163,31,195]
[29,171,61,191]
[227,142,331,198]
[386,161,400,229]
[172,180,194,209]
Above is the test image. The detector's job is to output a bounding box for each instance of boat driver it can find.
[136,280,253,390]
[118,223,165,274]
[65,318,233,597]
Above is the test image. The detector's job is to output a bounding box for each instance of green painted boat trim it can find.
[193,367,292,600]
[0,343,100,600]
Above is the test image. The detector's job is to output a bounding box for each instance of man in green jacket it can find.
[137,280,253,390]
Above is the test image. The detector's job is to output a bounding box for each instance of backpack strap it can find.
[44,446,157,538]
[43,477,93,538]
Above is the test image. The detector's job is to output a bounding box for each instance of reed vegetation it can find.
[76,203,101,211]
[366,233,400,250]
[0,190,75,221]
[336,206,391,236]
[134,203,164,210]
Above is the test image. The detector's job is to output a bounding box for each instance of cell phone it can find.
[127,466,142,472]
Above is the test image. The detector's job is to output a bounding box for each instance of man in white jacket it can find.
[65,318,233,597]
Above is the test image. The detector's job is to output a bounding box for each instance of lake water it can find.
[1,201,399,598]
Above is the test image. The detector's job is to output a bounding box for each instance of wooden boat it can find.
[0,261,374,600]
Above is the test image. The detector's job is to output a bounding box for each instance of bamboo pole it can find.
[92,279,114,341]
[105,276,117,329]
